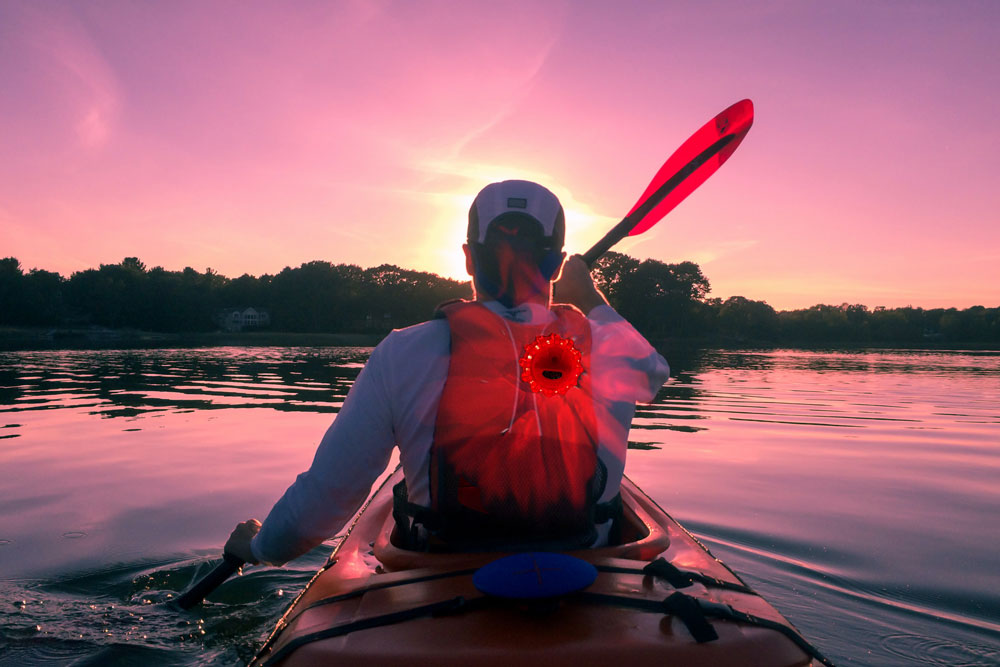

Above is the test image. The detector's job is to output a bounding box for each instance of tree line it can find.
[1,253,998,346]
[590,252,999,346]
[0,256,467,333]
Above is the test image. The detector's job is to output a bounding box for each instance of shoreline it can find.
[0,327,385,351]
[2,326,998,353]
[653,336,1000,353]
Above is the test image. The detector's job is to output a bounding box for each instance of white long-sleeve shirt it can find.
[251,300,669,565]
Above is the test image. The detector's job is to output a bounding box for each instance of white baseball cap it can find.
[468,180,565,250]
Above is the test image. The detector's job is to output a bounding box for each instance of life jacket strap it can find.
[392,480,444,550]
[392,479,623,552]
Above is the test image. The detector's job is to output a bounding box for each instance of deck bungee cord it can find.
[257,580,835,667]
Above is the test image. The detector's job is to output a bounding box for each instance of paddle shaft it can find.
[582,133,736,268]
[175,552,245,609]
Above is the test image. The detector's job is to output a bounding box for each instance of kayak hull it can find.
[251,468,823,666]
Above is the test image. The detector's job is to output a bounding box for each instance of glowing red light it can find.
[518,333,584,396]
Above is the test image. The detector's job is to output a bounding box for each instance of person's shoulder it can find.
[368,319,450,390]
[387,318,449,341]
[375,318,449,356]
[585,304,625,324]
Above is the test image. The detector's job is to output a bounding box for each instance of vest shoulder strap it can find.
[432,298,470,319]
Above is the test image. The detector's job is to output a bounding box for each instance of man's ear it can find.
[463,243,475,277]
[541,250,567,281]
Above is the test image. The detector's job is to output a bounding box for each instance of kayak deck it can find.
[252,468,828,666]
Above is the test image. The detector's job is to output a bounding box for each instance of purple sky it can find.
[2,1,998,310]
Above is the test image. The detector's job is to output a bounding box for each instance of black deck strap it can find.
[261,595,491,667]
[573,591,717,642]
[693,600,837,667]
[297,567,480,614]
[595,561,755,595]
[576,590,835,667]
[272,567,480,635]
[640,558,756,595]
[642,557,696,588]
[661,591,720,643]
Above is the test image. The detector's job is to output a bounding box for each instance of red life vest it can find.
[426,300,604,548]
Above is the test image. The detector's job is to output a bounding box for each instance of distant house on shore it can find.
[217,307,271,332]
[349,312,399,332]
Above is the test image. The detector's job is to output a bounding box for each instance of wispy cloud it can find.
[437,31,563,165]
[74,96,115,148]
[15,4,121,150]
[689,240,760,265]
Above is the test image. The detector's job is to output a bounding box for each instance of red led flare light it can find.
[518,333,584,396]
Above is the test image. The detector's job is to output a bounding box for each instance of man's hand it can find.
[224,519,262,564]
[553,255,608,314]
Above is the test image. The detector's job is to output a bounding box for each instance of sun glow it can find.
[416,159,619,281]
[418,191,474,282]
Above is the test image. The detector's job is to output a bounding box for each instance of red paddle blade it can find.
[626,99,754,236]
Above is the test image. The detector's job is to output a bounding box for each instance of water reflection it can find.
[631,348,1000,667]
[0,346,999,666]
[1,347,371,420]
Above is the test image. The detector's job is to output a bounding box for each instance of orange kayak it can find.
[251,467,831,666]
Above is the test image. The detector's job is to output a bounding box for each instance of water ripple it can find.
[880,633,1000,666]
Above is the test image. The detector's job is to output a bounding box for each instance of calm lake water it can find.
[1,346,998,666]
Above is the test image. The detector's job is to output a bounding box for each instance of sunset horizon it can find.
[3,2,998,312]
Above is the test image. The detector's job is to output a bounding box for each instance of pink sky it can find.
[2,1,998,310]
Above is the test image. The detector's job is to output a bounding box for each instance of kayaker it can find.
[225,180,670,564]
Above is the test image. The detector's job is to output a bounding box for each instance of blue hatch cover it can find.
[472,552,598,599]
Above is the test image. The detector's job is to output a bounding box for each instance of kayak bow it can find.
[250,467,831,666]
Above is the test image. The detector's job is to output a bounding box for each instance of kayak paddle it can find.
[582,98,754,267]
[175,552,244,609]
